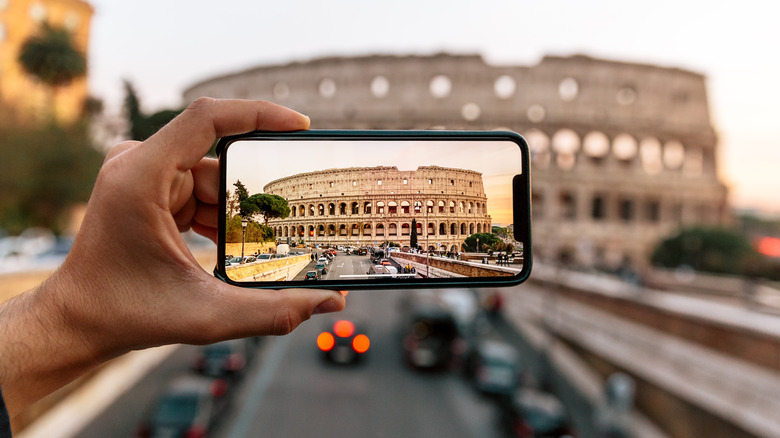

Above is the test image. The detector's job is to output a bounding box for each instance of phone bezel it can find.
[215,130,532,290]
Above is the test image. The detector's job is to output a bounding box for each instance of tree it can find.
[233,180,250,216]
[651,227,758,276]
[123,80,182,140]
[0,122,103,233]
[18,23,87,119]
[463,233,501,252]
[240,193,290,225]
[410,218,418,248]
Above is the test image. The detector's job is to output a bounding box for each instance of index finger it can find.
[144,98,310,170]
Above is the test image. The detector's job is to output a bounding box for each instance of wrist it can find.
[0,268,114,416]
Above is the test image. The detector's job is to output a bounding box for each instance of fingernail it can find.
[313,298,342,315]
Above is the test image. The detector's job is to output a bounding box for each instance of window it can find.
[450,179,455,186]
[646,200,661,222]
[403,178,408,185]
[388,201,398,214]
[329,182,334,187]
[428,179,433,184]
[619,199,634,223]
[377,180,382,186]
[560,191,576,220]
[352,180,357,186]
[592,196,605,220]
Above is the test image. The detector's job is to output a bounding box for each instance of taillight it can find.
[227,354,245,371]
[352,334,370,353]
[193,356,205,373]
[185,425,207,438]
[333,320,355,338]
[514,419,534,438]
[210,379,227,398]
[317,332,335,351]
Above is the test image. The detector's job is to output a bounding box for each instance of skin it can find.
[0,98,346,416]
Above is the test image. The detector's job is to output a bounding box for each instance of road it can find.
[292,250,406,281]
[76,254,501,438]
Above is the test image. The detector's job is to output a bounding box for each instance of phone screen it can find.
[218,131,530,289]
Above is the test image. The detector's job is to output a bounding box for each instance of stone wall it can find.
[390,252,516,278]
[265,165,491,250]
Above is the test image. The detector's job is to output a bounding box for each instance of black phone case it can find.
[215,130,532,290]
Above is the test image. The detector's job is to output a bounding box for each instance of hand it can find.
[0,98,346,415]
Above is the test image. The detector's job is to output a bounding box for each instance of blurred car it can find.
[498,388,575,438]
[136,375,228,438]
[402,300,464,370]
[193,339,248,378]
[304,270,320,281]
[315,263,328,275]
[467,340,521,396]
[316,319,371,364]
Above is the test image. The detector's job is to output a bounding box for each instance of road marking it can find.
[227,335,292,438]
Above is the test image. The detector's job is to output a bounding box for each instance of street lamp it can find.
[241,218,248,263]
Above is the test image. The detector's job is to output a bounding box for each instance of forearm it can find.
[0,271,108,417]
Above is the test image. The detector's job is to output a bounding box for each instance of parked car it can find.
[193,339,248,378]
[467,340,522,396]
[304,270,320,281]
[402,299,464,370]
[136,375,228,438]
[316,319,370,364]
[498,388,575,438]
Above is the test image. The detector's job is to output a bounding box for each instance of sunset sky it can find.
[87,0,780,215]
[226,139,523,225]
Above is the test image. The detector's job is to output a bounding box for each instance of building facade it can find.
[186,53,729,269]
[263,166,491,251]
[0,0,93,123]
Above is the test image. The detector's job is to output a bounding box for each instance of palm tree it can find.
[18,22,87,121]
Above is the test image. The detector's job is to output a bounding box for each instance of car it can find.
[467,340,522,396]
[304,270,320,281]
[317,257,329,265]
[193,339,248,378]
[401,299,464,370]
[255,253,274,260]
[136,375,228,438]
[316,319,370,364]
[498,388,575,438]
[315,263,328,275]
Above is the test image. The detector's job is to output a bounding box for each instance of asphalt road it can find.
[75,285,501,438]
[293,252,390,281]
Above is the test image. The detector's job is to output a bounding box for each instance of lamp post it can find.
[241,218,248,263]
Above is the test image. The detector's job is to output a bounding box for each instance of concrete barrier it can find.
[226,255,311,281]
[390,252,518,278]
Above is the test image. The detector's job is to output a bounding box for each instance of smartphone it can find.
[215,130,531,290]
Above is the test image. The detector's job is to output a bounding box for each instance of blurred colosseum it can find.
[184,53,729,270]
[262,165,492,252]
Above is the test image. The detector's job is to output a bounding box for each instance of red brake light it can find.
[227,353,245,371]
[317,332,335,351]
[185,425,207,438]
[210,379,227,398]
[333,320,355,338]
[352,334,370,353]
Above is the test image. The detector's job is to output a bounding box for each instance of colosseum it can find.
[187,53,729,270]
[261,165,492,251]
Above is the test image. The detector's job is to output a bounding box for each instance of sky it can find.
[226,139,523,225]
[87,0,780,215]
